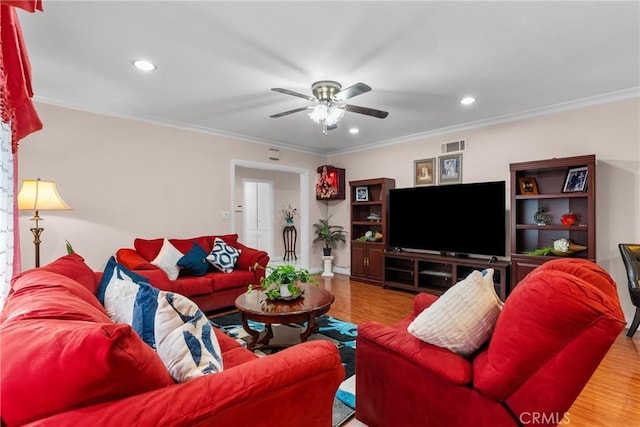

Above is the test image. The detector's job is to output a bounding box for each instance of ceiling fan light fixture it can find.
[308,102,329,124]
[271,80,388,133]
[324,103,346,126]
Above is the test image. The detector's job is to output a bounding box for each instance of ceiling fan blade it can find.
[270,106,309,118]
[335,83,371,100]
[345,104,389,119]
[271,88,316,101]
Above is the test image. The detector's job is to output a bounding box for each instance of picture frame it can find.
[438,154,462,185]
[562,166,588,192]
[355,186,369,202]
[315,165,346,200]
[414,158,436,186]
[518,177,539,195]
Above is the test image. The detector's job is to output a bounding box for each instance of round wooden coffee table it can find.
[234,283,334,350]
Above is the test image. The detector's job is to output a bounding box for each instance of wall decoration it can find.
[438,154,462,185]
[355,186,369,202]
[414,158,435,186]
[316,165,345,200]
[562,166,588,192]
[518,177,539,195]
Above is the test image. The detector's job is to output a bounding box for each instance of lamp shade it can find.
[18,179,72,211]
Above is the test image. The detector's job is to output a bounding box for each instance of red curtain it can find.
[1,0,43,153]
[1,0,43,275]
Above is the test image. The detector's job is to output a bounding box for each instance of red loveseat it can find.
[355,258,626,427]
[116,234,269,312]
[0,254,344,426]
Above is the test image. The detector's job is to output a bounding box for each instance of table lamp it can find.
[18,179,72,267]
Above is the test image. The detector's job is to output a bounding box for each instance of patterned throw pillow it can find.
[98,257,224,382]
[150,238,183,281]
[206,237,241,273]
[407,269,503,356]
[177,242,210,276]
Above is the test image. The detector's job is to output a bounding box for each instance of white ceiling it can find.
[18,1,640,155]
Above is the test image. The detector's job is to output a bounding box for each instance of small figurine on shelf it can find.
[560,212,579,227]
[533,206,551,225]
[366,213,382,222]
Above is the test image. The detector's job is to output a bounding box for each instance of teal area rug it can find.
[210,312,356,427]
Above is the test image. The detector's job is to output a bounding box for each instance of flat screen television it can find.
[388,181,506,258]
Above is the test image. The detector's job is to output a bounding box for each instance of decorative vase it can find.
[286,218,294,225]
[279,284,292,298]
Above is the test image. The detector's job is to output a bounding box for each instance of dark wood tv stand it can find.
[383,251,511,300]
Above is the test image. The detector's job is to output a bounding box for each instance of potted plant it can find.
[313,216,347,256]
[248,263,318,301]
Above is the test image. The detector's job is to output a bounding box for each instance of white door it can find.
[243,180,273,256]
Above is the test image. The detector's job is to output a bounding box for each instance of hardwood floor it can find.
[323,274,640,427]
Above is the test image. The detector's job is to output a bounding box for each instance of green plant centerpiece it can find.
[248,263,319,301]
[313,216,347,256]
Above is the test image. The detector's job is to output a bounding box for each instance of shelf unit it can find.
[510,154,596,286]
[383,251,511,300]
[349,178,395,285]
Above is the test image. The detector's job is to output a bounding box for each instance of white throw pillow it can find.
[407,269,503,356]
[151,238,183,280]
[154,291,223,382]
[98,257,224,382]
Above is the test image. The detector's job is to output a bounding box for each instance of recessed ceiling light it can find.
[460,96,476,105]
[132,59,156,71]
[349,128,359,134]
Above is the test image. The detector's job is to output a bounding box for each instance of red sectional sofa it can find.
[0,254,344,426]
[116,234,269,312]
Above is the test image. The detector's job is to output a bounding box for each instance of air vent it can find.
[440,139,466,154]
[268,148,280,160]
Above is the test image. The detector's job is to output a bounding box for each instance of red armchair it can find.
[356,259,626,427]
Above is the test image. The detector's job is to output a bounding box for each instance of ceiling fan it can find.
[270,81,389,134]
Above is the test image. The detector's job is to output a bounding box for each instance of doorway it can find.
[242,179,274,256]
[231,159,310,269]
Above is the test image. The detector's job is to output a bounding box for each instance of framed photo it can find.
[438,154,462,185]
[355,186,369,201]
[518,177,539,195]
[562,166,588,192]
[414,158,435,186]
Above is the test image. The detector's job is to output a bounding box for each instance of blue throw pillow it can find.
[98,256,224,382]
[177,242,209,276]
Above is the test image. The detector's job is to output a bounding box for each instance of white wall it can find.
[17,103,326,272]
[17,97,640,325]
[328,97,640,324]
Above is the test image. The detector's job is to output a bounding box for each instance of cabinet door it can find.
[511,255,544,288]
[351,243,367,277]
[367,246,385,282]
